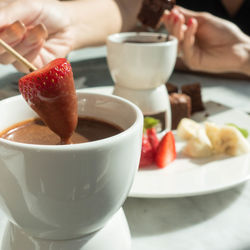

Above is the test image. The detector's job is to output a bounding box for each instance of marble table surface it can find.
[0,47,250,250]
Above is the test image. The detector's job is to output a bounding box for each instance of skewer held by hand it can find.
[0,38,37,72]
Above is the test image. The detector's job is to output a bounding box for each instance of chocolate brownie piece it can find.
[181,83,204,113]
[138,0,176,28]
[166,82,178,94]
[169,93,191,129]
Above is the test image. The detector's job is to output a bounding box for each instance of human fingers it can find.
[34,47,57,68]
[171,11,186,41]
[14,43,62,73]
[0,24,47,65]
[175,6,200,20]
[0,20,26,53]
[182,18,198,68]
[163,9,185,40]
[162,10,175,35]
[13,43,45,73]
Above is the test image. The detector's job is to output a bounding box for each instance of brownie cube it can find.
[169,93,191,129]
[166,82,178,94]
[138,0,176,28]
[181,83,204,113]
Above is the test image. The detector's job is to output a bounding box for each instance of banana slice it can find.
[177,118,201,140]
[205,122,223,154]
[183,128,213,158]
[205,122,250,156]
[219,125,250,156]
[178,119,250,158]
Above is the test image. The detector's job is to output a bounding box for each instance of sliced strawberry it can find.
[147,127,159,154]
[139,134,154,167]
[155,131,176,168]
[18,58,77,144]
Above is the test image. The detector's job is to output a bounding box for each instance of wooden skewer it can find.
[0,38,37,72]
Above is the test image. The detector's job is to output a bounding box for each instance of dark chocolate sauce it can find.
[0,117,123,145]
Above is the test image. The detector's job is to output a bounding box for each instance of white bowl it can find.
[107,32,178,90]
[0,92,143,240]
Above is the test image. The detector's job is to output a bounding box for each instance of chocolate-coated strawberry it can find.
[19,58,77,144]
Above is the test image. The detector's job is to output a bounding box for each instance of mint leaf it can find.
[144,117,160,130]
[227,123,249,138]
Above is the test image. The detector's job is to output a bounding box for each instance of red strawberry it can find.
[139,134,154,167]
[155,131,176,168]
[18,58,77,144]
[147,127,159,154]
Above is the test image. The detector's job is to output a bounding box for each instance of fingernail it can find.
[174,15,179,23]
[10,21,26,34]
[187,18,194,27]
[32,24,48,39]
[163,10,170,21]
[25,24,48,45]
[38,23,48,39]
[0,20,26,43]
[164,10,170,15]
[172,9,178,15]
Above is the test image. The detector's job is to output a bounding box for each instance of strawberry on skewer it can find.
[18,58,78,144]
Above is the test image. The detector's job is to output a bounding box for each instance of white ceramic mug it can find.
[0,92,143,240]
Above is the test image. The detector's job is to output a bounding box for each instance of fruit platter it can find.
[80,86,250,198]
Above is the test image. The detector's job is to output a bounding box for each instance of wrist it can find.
[238,37,250,76]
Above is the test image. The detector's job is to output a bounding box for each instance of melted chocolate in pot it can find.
[0,117,123,145]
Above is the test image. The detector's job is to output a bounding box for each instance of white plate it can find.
[79,86,250,198]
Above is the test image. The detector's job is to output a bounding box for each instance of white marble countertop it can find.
[0,47,250,250]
